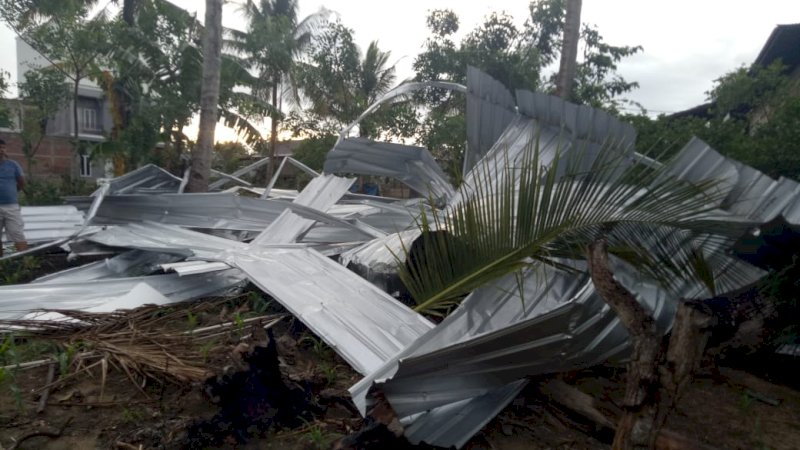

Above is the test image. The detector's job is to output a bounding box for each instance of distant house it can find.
[0,37,113,180]
[671,23,800,120]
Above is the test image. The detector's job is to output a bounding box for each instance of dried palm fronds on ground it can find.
[0,295,286,389]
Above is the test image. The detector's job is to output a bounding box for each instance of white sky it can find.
[1,0,799,141]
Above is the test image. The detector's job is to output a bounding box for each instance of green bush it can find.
[20,176,96,206]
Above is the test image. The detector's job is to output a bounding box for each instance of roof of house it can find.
[754,23,800,72]
[670,23,800,119]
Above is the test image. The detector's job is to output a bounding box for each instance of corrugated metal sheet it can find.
[1,183,110,261]
[102,164,182,195]
[0,268,245,321]
[85,221,248,260]
[66,193,288,231]
[463,65,518,174]
[338,81,466,142]
[251,175,354,246]
[325,138,456,202]
[209,156,271,190]
[11,206,85,244]
[34,250,184,284]
[234,247,433,375]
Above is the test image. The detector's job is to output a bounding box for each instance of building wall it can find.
[0,131,75,179]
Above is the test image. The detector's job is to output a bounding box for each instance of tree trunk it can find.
[588,238,661,449]
[266,81,279,183]
[555,0,582,99]
[72,75,81,158]
[122,0,137,26]
[186,0,222,193]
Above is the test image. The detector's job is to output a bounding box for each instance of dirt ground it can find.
[2,317,799,449]
[1,258,799,449]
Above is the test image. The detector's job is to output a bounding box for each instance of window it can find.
[80,108,98,132]
[79,154,92,177]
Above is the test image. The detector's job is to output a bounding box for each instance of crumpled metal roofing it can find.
[463,65,518,174]
[325,138,456,202]
[333,69,770,447]
[1,67,796,449]
[0,268,245,321]
[101,163,183,195]
[235,247,433,375]
[250,174,354,246]
[9,206,85,244]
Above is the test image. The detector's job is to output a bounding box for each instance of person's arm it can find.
[17,174,25,192]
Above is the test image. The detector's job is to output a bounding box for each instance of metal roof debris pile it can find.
[1,67,798,448]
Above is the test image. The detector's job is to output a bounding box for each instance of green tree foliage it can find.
[213,141,249,173]
[291,134,336,172]
[231,0,329,179]
[413,1,641,179]
[631,61,800,179]
[0,70,11,128]
[290,20,414,141]
[17,68,71,176]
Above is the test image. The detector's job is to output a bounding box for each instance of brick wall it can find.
[0,132,74,178]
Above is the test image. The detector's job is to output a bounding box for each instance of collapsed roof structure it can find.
[2,67,799,448]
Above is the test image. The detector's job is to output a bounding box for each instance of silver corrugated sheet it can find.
[34,250,184,284]
[325,138,456,202]
[234,247,434,375]
[85,221,248,260]
[251,175,354,246]
[66,193,288,231]
[0,268,245,321]
[1,183,110,261]
[101,164,183,195]
[463,65,518,174]
[12,206,85,243]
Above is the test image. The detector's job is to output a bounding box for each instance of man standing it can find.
[0,138,28,256]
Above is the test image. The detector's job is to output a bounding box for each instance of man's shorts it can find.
[0,204,26,242]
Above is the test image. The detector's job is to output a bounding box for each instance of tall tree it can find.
[630,61,800,179]
[413,1,641,178]
[291,21,405,139]
[232,0,328,180]
[17,68,71,177]
[0,1,111,156]
[186,0,222,192]
[555,0,581,98]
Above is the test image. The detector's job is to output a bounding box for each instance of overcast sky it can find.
[1,0,799,137]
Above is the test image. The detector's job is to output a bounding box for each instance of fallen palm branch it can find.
[0,297,287,389]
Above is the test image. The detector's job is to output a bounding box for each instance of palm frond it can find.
[398,130,753,315]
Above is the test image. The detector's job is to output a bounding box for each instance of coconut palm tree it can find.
[295,21,398,138]
[397,132,757,448]
[399,136,745,315]
[186,0,222,192]
[230,0,329,179]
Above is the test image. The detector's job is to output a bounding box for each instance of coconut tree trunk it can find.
[588,238,662,449]
[122,0,137,26]
[266,81,279,182]
[72,74,81,158]
[555,0,582,99]
[187,0,222,193]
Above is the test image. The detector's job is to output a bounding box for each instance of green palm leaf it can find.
[399,130,752,315]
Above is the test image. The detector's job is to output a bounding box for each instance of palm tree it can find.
[555,0,582,99]
[297,23,397,138]
[186,0,222,192]
[231,0,329,179]
[398,132,754,447]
